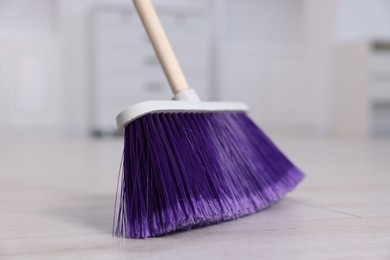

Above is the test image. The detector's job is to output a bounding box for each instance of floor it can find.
[0,134,389,259]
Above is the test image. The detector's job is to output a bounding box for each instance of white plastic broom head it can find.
[116,89,249,132]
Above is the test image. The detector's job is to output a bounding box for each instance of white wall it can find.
[304,0,338,133]
[0,0,62,134]
[337,0,390,43]
[0,0,55,34]
[217,0,341,134]
[218,0,309,132]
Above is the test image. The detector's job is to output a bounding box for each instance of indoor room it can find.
[0,0,389,259]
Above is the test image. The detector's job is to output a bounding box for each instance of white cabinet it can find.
[90,3,212,134]
[333,41,390,137]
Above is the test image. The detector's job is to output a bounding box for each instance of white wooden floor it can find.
[1,134,389,259]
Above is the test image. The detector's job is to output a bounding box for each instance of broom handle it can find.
[133,0,190,95]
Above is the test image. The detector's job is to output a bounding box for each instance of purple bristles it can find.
[114,112,304,239]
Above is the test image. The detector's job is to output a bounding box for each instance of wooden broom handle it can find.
[133,0,190,95]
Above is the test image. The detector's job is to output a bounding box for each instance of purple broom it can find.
[114,0,304,239]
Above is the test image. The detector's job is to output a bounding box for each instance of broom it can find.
[114,0,304,239]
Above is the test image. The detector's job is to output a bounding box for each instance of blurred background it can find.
[1,2,390,256]
[0,0,390,139]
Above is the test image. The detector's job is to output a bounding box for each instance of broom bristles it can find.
[114,112,304,239]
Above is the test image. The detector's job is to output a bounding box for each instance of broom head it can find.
[114,100,304,239]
